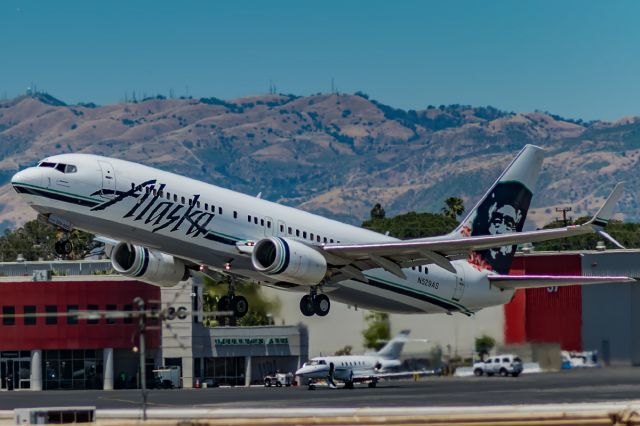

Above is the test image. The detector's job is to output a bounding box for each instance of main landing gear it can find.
[217,275,248,319]
[299,287,330,317]
[54,233,73,256]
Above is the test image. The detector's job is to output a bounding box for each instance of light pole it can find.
[133,297,148,421]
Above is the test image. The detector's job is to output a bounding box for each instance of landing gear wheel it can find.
[54,239,73,256]
[313,294,330,316]
[368,381,377,388]
[217,295,230,312]
[231,295,249,318]
[300,295,315,317]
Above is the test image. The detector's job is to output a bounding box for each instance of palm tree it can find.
[442,197,465,220]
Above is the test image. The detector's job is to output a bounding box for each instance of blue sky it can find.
[1,0,638,120]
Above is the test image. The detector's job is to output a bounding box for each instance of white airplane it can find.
[295,330,416,389]
[11,145,632,318]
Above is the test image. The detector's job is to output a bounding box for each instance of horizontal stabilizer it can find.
[489,274,635,290]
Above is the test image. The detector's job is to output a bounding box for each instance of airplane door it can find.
[265,216,274,237]
[98,161,116,198]
[452,263,465,302]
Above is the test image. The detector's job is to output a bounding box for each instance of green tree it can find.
[200,274,280,327]
[0,220,99,261]
[370,203,386,220]
[362,311,390,349]
[362,211,458,239]
[334,345,353,356]
[475,334,496,360]
[534,218,640,251]
[442,197,465,220]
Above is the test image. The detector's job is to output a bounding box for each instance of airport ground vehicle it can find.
[264,372,293,387]
[473,354,523,377]
[150,366,181,388]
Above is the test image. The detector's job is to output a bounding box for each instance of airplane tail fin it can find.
[376,330,410,360]
[452,144,545,274]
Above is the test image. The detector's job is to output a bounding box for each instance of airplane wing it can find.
[488,274,635,290]
[322,183,624,279]
[352,370,436,383]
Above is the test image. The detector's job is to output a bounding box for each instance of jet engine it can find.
[251,237,327,285]
[110,242,189,287]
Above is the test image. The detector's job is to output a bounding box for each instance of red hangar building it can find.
[0,274,161,391]
[505,250,640,366]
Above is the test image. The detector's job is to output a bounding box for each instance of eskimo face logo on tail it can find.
[468,181,532,274]
[89,180,236,245]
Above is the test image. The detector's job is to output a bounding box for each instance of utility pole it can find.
[133,297,148,421]
[555,207,573,226]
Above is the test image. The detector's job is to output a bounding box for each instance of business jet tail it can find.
[376,329,410,360]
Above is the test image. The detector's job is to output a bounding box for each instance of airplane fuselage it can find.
[12,153,514,314]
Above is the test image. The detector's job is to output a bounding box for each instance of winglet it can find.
[588,182,624,228]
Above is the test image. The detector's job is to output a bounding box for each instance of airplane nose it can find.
[11,167,41,189]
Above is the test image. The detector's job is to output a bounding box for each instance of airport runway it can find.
[1,367,639,410]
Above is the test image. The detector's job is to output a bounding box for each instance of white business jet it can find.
[11,145,632,318]
[295,330,419,389]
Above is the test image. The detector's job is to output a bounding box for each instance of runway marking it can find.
[97,396,180,407]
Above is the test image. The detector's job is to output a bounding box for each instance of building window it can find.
[24,305,36,326]
[45,305,57,325]
[123,304,133,324]
[106,304,117,324]
[87,304,99,325]
[2,306,15,326]
[67,305,79,325]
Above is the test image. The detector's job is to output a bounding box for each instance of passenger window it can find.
[153,189,157,196]
[267,221,271,228]
[254,217,258,225]
[218,207,222,214]
[288,227,292,234]
[280,225,284,232]
[181,196,185,204]
[173,194,177,202]
[296,230,300,237]
[260,219,264,226]
[330,239,334,243]
[131,183,135,190]
[233,211,238,219]
[248,215,252,223]
[323,237,327,243]
[502,358,510,363]
[486,359,492,364]
[197,201,201,208]
[188,199,192,205]
[316,235,320,242]
[205,203,209,210]
[310,233,314,240]
[303,231,307,239]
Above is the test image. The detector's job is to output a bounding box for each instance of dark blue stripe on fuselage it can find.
[13,185,100,208]
[365,278,461,312]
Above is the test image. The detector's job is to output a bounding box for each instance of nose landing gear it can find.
[299,287,330,317]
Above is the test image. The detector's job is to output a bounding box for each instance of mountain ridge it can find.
[1,92,638,230]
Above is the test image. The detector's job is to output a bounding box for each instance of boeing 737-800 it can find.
[11,145,631,318]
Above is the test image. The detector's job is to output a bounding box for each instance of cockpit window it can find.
[51,163,77,174]
[39,162,56,168]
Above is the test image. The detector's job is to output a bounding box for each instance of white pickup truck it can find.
[473,354,523,377]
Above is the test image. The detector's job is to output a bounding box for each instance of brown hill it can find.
[0,92,638,230]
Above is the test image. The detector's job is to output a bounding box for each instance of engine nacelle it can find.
[111,242,189,287]
[251,237,327,285]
